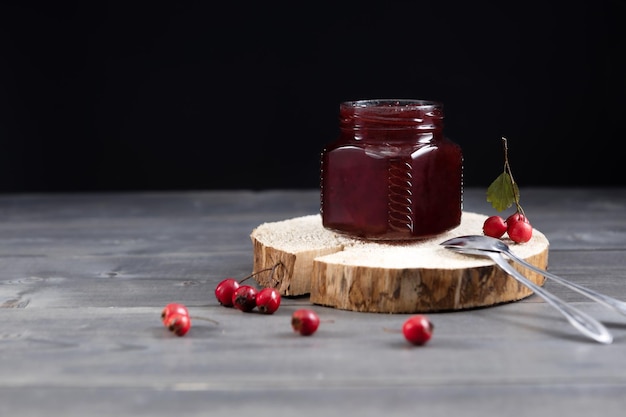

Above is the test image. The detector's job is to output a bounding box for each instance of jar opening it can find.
[340,99,443,129]
[345,99,440,109]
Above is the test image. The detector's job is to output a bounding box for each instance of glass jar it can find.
[320,99,463,240]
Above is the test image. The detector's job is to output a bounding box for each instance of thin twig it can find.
[501,137,524,215]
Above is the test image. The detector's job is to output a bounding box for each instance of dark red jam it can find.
[320,99,463,240]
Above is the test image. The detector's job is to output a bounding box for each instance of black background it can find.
[1,1,624,193]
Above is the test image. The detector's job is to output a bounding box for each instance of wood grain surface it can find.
[1,188,626,417]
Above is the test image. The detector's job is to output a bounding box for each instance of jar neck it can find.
[339,100,444,137]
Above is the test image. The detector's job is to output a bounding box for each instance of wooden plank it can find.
[0,188,625,417]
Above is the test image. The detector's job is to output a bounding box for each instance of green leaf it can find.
[486,172,519,211]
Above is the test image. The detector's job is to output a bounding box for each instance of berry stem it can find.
[382,327,403,334]
[501,137,524,215]
[239,261,284,284]
[190,316,220,325]
[266,261,283,288]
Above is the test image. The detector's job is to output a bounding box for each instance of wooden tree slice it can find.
[250,212,549,313]
[250,215,354,296]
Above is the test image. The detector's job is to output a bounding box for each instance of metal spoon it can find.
[441,235,626,316]
[441,242,613,344]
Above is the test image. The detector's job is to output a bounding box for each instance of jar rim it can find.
[341,99,441,109]
[340,99,444,128]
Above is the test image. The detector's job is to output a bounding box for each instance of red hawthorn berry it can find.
[215,278,240,307]
[483,215,507,238]
[256,287,281,314]
[507,218,533,243]
[232,285,258,312]
[291,309,320,336]
[402,315,433,346]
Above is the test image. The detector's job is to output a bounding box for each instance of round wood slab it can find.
[250,212,549,313]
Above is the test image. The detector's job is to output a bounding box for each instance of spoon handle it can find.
[504,250,626,316]
[486,252,613,344]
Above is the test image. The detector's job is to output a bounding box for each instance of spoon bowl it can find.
[441,234,511,253]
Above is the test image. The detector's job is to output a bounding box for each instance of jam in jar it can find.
[320,99,463,240]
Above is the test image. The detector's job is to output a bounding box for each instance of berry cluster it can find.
[217,267,321,335]
[483,211,533,243]
[214,263,283,314]
[161,303,191,336]
[484,137,533,244]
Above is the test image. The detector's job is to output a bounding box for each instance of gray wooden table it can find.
[1,187,626,417]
